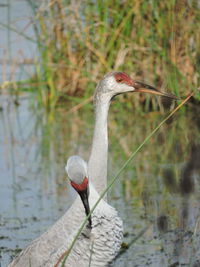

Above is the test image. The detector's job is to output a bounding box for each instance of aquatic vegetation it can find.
[2,0,198,109]
[32,0,200,106]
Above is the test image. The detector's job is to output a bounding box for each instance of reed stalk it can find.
[23,0,199,109]
[59,93,193,266]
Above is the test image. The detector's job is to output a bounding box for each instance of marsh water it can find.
[0,92,200,267]
[1,1,200,266]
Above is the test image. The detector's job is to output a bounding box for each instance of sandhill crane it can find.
[9,72,177,267]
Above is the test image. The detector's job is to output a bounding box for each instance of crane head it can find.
[65,155,92,228]
[95,72,178,100]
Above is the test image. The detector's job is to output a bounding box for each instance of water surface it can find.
[0,93,200,266]
[1,1,200,266]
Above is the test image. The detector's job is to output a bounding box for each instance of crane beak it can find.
[70,177,92,228]
[78,188,92,228]
[133,81,179,100]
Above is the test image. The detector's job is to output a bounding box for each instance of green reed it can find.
[58,93,192,266]
[22,0,199,109]
[0,0,199,107]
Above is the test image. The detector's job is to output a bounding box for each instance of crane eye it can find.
[117,78,123,82]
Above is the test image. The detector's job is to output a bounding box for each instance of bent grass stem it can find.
[60,93,193,267]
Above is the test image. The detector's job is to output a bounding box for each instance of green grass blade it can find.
[60,93,193,266]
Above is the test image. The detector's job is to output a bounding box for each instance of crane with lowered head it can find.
[9,72,177,267]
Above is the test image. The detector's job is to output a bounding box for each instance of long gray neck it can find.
[88,95,111,197]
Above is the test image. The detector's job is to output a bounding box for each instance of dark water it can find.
[0,93,200,266]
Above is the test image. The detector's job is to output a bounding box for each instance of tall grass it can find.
[25,0,199,109]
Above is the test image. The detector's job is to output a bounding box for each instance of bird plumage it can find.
[9,72,177,267]
[9,178,123,267]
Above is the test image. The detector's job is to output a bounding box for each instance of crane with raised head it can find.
[9,72,177,267]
